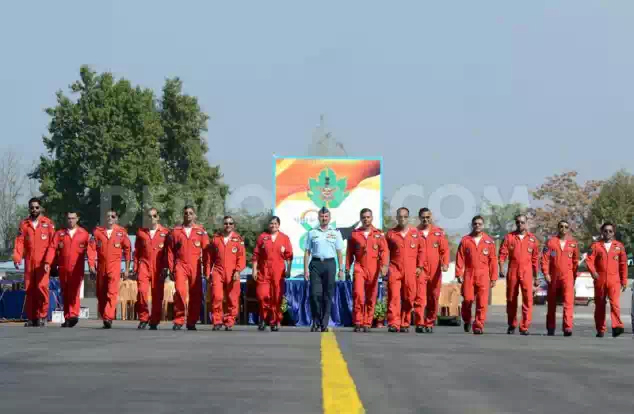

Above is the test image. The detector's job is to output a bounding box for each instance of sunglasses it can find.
[515,220,526,224]
[603,229,614,233]
[420,216,431,220]
[108,214,117,219]
[29,206,40,210]
[224,222,234,225]
[148,214,158,218]
[559,224,569,228]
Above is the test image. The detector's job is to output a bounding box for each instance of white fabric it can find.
[106,229,113,239]
[69,228,77,238]
[32,219,39,229]
[224,232,232,245]
[423,230,429,237]
[184,227,192,238]
[474,235,482,246]
[150,229,157,239]
[604,242,612,252]
[271,233,278,242]
[560,240,566,251]
[363,231,370,239]
[519,234,525,240]
[400,227,409,238]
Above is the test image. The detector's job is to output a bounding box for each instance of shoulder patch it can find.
[485,240,494,244]
[374,234,381,238]
[529,237,535,242]
[434,232,441,236]
[197,231,203,235]
[570,243,576,248]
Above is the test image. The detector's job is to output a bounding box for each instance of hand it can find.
[381,265,389,277]
[284,269,291,278]
[622,284,627,292]
[89,266,96,274]
[13,262,19,270]
[338,270,345,281]
[591,272,599,280]
[544,274,551,284]
[44,264,50,273]
[233,271,240,281]
[123,270,129,280]
[533,278,540,288]
[415,268,422,278]
[490,280,496,288]
[253,272,258,281]
[441,265,448,272]
[456,276,463,284]
[499,271,505,279]
[304,267,309,281]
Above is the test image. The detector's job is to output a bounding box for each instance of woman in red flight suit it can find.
[252,216,293,331]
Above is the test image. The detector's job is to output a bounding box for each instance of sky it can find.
[1,1,633,233]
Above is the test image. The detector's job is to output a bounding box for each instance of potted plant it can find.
[281,296,295,326]
[372,296,387,328]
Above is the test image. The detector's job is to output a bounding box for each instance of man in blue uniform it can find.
[304,207,345,332]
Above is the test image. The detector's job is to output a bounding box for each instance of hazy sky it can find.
[1,1,633,231]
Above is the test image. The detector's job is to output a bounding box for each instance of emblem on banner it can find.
[307,168,350,209]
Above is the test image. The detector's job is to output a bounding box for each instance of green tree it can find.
[480,200,529,247]
[382,198,396,231]
[587,169,634,252]
[220,209,272,264]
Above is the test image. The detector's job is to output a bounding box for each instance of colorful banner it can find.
[273,156,383,275]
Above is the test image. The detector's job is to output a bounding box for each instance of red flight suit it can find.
[134,225,170,326]
[585,240,628,334]
[87,225,131,322]
[167,225,210,327]
[541,237,579,333]
[499,231,540,332]
[345,226,388,328]
[455,233,498,332]
[13,216,56,321]
[252,231,293,326]
[385,227,424,330]
[414,226,449,328]
[207,232,246,327]
[44,226,90,320]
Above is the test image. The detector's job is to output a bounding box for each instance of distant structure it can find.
[309,115,348,156]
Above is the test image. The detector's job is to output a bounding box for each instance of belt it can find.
[313,257,335,262]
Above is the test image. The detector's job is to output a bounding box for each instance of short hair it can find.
[106,209,117,217]
[472,215,484,224]
[601,222,615,231]
[148,207,159,215]
[418,208,430,216]
[360,208,372,216]
[396,207,409,215]
[270,216,280,225]
[66,211,79,217]
[558,219,569,227]
[28,197,41,207]
[183,205,195,213]
[319,207,330,215]
[223,215,233,221]
[515,214,527,221]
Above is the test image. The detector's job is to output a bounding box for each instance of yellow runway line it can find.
[321,330,365,414]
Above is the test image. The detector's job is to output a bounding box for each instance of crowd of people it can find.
[12,197,631,338]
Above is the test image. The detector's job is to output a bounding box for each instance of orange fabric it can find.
[167,225,209,326]
[346,226,388,327]
[208,232,247,326]
[385,227,424,329]
[13,216,55,319]
[414,226,449,327]
[134,226,170,324]
[541,237,580,332]
[499,231,540,331]
[586,241,628,332]
[44,226,89,319]
[252,231,293,325]
[455,233,498,331]
[87,225,131,321]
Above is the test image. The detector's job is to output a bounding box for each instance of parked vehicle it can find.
[533,254,594,306]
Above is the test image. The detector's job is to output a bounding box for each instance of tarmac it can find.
[0,304,632,414]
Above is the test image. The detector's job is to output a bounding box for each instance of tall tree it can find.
[530,170,603,248]
[0,150,28,251]
[480,200,529,247]
[587,169,634,252]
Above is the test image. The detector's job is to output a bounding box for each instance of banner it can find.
[273,156,383,275]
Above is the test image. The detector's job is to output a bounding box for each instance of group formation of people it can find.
[11,198,631,338]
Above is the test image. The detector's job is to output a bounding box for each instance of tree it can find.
[530,170,603,248]
[0,150,28,252]
[223,209,272,265]
[481,200,529,242]
[587,170,634,252]
[382,198,396,231]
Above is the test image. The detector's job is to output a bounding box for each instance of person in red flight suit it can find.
[414,208,449,334]
[133,208,170,330]
[252,215,293,332]
[345,208,388,333]
[207,215,247,331]
[166,205,210,331]
[541,219,579,337]
[385,207,424,333]
[87,209,131,329]
[585,222,628,338]
[455,215,498,335]
[498,214,540,335]
[43,210,90,327]
[13,197,56,327]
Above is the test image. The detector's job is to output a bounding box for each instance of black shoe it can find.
[520,330,529,336]
[68,317,79,328]
[149,324,158,330]
[212,324,222,331]
[186,325,197,331]
[258,321,266,331]
[547,329,555,336]
[425,327,433,333]
[596,332,604,338]
[225,326,233,331]
[399,327,409,333]
[103,320,112,329]
[24,320,34,327]
[61,321,69,328]
[507,326,515,334]
[38,318,47,327]
[388,326,398,333]
[172,323,183,330]
[473,328,483,335]
[321,326,329,332]
[363,327,370,333]
[415,326,424,334]
[138,321,149,330]
[612,327,624,338]
[563,331,572,337]
[311,324,319,332]
[354,325,361,332]
[271,325,279,332]
[464,323,471,333]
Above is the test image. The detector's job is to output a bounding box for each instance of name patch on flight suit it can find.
[412,233,418,238]
[509,244,515,250]
[232,238,239,242]
[485,240,493,244]
[160,233,167,238]
[529,237,535,242]
[281,246,286,253]
[434,232,441,236]
[615,246,621,252]
[79,243,86,248]
[570,244,576,248]
[117,232,123,237]
[42,223,49,228]
[114,243,121,248]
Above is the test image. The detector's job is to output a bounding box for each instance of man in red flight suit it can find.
[43,211,90,328]
[498,214,540,335]
[87,209,131,329]
[252,215,293,331]
[166,205,210,331]
[13,197,56,327]
[585,222,628,338]
[541,219,579,337]
[414,208,449,334]
[385,207,424,333]
[455,215,498,335]
[345,208,388,333]
[207,215,246,331]
[134,208,170,330]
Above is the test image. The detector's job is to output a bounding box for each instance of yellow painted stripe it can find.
[321,330,365,414]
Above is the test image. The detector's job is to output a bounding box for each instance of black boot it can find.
[311,324,319,332]
[68,317,79,328]
[271,325,279,332]
[388,326,398,333]
[24,320,35,327]
[473,328,483,335]
[172,323,183,330]
[507,326,515,334]
[137,321,148,330]
[149,324,158,330]
[225,326,233,331]
[103,320,112,329]
[212,324,222,331]
[463,323,471,333]
[520,330,530,336]
[363,326,370,333]
[258,321,266,331]
[612,327,624,338]
[563,330,572,337]
[399,327,409,333]
[415,326,424,334]
[547,329,555,336]
[596,331,604,338]
[354,325,361,332]
[425,327,433,333]
[61,321,69,328]
[186,324,197,331]
[38,318,47,327]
